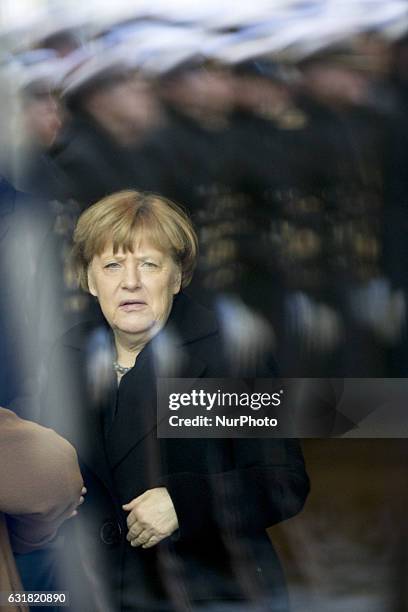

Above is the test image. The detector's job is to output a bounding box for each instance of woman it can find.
[41,191,309,611]
[0,407,83,611]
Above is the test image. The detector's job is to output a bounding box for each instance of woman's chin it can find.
[112,316,158,337]
[116,325,153,337]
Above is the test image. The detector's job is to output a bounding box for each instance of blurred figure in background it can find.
[54,50,170,209]
[13,59,67,201]
[221,60,310,372]
[156,59,243,308]
[287,45,390,375]
[157,60,236,210]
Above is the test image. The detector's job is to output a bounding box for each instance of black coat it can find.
[41,294,309,611]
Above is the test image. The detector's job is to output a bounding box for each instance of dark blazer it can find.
[41,294,309,612]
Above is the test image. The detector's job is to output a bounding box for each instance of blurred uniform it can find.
[54,110,172,209]
[285,87,388,375]
[53,57,173,209]
[156,65,247,308]
[223,66,309,356]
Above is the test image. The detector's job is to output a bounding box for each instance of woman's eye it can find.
[142,261,158,269]
[104,262,121,269]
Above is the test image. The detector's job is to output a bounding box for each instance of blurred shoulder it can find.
[169,293,219,344]
[169,293,278,377]
[0,407,73,454]
[55,318,108,352]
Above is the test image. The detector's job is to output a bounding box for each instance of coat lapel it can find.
[105,342,207,470]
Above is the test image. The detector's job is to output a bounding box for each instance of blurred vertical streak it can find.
[391,440,408,612]
[0,176,56,415]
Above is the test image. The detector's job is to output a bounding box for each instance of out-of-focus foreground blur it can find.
[1,1,408,610]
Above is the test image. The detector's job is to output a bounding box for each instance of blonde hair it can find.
[72,190,198,291]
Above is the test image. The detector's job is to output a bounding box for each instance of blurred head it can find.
[232,73,291,115]
[70,72,160,144]
[231,60,293,115]
[72,191,198,340]
[160,65,235,116]
[21,88,61,149]
[299,58,370,108]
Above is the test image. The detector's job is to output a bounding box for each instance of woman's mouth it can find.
[119,300,147,312]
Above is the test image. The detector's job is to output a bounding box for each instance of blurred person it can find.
[155,57,283,358]
[159,56,346,375]
[0,407,84,610]
[156,60,254,311]
[231,62,302,127]
[158,61,236,214]
[222,61,308,366]
[40,190,309,611]
[208,58,344,376]
[15,78,67,201]
[160,62,235,129]
[282,45,391,375]
[13,57,98,349]
[0,50,69,203]
[54,53,170,209]
[351,31,395,114]
[23,85,60,149]
[299,55,370,109]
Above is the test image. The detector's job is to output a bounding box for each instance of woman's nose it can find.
[121,264,141,289]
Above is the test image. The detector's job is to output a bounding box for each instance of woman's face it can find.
[87,239,181,339]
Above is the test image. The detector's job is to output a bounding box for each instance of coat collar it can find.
[160,292,218,345]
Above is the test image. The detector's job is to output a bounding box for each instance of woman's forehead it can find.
[97,237,169,258]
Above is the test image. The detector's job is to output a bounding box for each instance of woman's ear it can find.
[87,266,97,297]
[172,267,182,295]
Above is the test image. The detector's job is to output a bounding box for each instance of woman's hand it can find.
[122,487,178,549]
